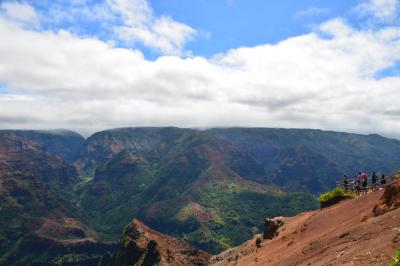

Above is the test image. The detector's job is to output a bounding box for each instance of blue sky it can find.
[0,0,400,137]
[19,0,394,58]
[17,0,399,73]
[153,0,361,56]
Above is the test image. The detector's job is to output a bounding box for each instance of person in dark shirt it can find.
[361,172,368,194]
[371,172,378,191]
[355,172,362,195]
[380,174,387,187]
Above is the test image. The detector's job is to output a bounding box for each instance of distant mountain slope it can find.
[208,128,400,193]
[79,128,318,254]
[0,129,85,163]
[75,127,189,175]
[0,131,82,189]
[210,173,400,265]
[0,131,115,265]
[3,127,399,257]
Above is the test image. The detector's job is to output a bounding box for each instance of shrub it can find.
[319,188,354,207]
[389,249,400,266]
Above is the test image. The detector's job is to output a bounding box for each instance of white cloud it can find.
[0,1,39,27]
[1,5,400,137]
[294,7,330,19]
[108,0,197,55]
[356,0,399,22]
[3,0,197,56]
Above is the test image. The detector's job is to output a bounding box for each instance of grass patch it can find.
[389,249,400,266]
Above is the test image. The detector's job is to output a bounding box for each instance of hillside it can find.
[209,128,400,193]
[2,126,400,259]
[78,127,400,194]
[210,173,400,265]
[76,127,400,254]
[78,128,317,253]
[0,129,85,163]
[0,131,116,265]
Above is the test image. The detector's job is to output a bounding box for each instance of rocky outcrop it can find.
[99,219,210,266]
[373,172,400,216]
[263,217,284,239]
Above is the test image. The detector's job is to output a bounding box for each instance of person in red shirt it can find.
[361,172,368,194]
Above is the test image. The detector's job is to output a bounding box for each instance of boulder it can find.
[263,217,284,240]
[373,172,400,216]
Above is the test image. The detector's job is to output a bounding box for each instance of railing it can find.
[335,171,399,193]
[335,180,383,192]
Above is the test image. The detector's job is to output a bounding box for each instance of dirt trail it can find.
[210,188,400,265]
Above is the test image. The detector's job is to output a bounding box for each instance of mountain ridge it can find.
[2,126,400,262]
[0,130,116,265]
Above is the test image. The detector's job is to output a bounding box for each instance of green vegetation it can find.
[210,128,400,194]
[75,127,400,253]
[3,127,400,261]
[0,130,112,265]
[76,128,320,253]
[389,249,400,266]
[319,188,355,204]
[52,253,109,266]
[180,184,318,253]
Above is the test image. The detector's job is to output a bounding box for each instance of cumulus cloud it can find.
[13,0,197,56]
[294,7,330,19]
[0,2,400,137]
[0,1,39,27]
[109,0,197,55]
[356,0,399,22]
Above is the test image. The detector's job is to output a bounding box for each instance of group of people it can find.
[342,171,387,194]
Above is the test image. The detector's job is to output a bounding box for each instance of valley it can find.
[1,127,400,265]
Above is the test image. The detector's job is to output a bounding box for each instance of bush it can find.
[389,249,400,266]
[319,188,354,203]
[318,188,355,208]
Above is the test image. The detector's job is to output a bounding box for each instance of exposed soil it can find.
[210,184,400,266]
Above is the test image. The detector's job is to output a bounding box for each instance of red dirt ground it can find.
[210,185,400,266]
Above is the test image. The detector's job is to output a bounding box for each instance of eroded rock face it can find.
[0,131,116,265]
[373,172,400,216]
[100,219,210,266]
[263,217,284,240]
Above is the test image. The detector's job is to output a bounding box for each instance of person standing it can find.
[380,174,387,187]
[371,172,378,191]
[343,174,349,192]
[356,172,362,195]
[361,171,368,194]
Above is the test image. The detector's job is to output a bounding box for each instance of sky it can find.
[0,0,400,137]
